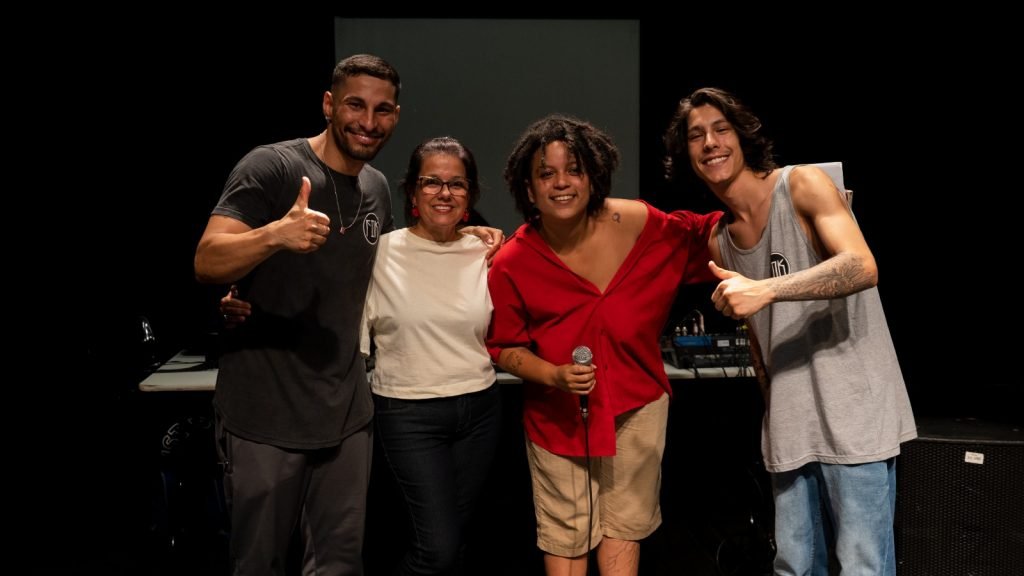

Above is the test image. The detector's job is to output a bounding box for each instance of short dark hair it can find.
[399,137,482,225]
[504,115,619,228]
[331,54,401,101]
[663,87,775,181]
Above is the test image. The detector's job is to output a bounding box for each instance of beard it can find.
[331,122,390,163]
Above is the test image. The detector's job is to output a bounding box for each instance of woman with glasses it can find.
[359,136,501,575]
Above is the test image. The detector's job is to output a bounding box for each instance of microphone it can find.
[572,345,593,418]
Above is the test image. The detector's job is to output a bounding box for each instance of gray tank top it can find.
[717,166,916,473]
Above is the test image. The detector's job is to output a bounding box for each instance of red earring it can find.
[462,211,470,222]
[412,207,420,218]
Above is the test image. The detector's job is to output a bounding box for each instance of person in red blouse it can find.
[487,115,722,576]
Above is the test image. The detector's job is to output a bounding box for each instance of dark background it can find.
[63,11,1017,575]
[75,13,1015,421]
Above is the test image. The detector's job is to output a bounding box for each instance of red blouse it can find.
[487,201,721,456]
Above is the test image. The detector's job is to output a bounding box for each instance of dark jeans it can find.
[373,384,502,576]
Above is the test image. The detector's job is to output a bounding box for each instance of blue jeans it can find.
[373,385,502,576]
[771,459,896,576]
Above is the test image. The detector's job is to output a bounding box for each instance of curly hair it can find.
[504,115,619,228]
[662,87,775,181]
[398,137,481,226]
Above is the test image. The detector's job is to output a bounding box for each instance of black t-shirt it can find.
[212,138,393,449]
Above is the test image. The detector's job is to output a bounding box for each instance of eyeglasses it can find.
[417,176,470,197]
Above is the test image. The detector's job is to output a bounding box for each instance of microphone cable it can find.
[572,344,595,565]
[581,397,593,564]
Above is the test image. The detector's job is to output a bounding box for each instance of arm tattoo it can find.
[612,212,621,223]
[505,350,525,373]
[773,253,873,300]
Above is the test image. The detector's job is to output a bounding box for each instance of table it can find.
[139,351,753,392]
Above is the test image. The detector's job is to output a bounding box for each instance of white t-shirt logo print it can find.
[363,213,381,245]
[770,252,790,278]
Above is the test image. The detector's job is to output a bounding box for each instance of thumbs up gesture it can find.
[274,176,332,253]
[709,261,769,319]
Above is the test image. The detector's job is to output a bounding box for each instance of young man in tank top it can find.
[663,87,916,576]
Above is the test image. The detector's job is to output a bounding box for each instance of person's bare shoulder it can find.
[603,198,647,234]
[789,165,839,198]
[604,197,647,219]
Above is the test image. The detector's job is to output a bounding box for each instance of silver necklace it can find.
[318,146,365,235]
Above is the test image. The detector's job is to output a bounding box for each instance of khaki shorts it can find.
[526,392,669,557]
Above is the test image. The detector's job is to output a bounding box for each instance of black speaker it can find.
[896,418,1024,576]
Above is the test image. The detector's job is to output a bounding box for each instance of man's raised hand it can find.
[274,176,331,253]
